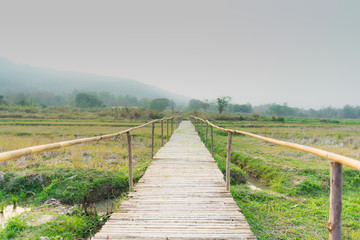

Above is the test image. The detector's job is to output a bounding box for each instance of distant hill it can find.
[0,57,189,103]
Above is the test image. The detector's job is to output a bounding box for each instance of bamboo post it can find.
[161,119,164,147]
[126,132,133,192]
[167,119,169,141]
[211,126,214,157]
[200,122,203,140]
[195,119,197,131]
[151,122,155,158]
[328,162,343,240]
[171,117,174,135]
[205,122,209,146]
[226,132,232,191]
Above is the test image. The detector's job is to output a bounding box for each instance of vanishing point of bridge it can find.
[94,121,256,239]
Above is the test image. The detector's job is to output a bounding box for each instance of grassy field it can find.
[0,115,173,239]
[197,118,360,239]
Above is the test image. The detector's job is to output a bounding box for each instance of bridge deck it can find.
[94,121,256,240]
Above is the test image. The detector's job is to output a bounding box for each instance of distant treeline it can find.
[187,99,360,119]
[1,91,360,119]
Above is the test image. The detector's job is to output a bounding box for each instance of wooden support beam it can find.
[205,122,209,146]
[171,117,174,135]
[151,123,155,158]
[328,162,343,240]
[126,131,133,192]
[211,126,214,158]
[226,132,232,191]
[200,122,203,141]
[167,119,169,141]
[161,119,164,147]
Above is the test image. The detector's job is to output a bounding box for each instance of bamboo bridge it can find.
[93,121,256,239]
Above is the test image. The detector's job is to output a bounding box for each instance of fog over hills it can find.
[0,57,189,103]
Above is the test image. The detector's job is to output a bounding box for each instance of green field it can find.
[197,118,360,239]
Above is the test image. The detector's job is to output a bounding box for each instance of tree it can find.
[188,99,203,110]
[170,100,176,112]
[232,104,252,113]
[216,96,231,114]
[149,98,170,112]
[75,92,103,108]
[139,98,151,108]
[0,95,7,105]
[269,104,295,116]
[201,99,210,112]
[343,105,357,119]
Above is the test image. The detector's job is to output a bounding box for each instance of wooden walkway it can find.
[94,121,256,240]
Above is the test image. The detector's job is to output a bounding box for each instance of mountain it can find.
[0,57,189,103]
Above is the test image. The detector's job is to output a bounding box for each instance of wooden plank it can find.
[94,121,255,239]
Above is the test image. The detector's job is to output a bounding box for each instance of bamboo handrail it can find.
[0,117,178,163]
[191,116,360,171]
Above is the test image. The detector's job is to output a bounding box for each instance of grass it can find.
[0,112,176,239]
[196,118,360,239]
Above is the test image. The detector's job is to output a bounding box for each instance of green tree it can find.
[269,104,295,116]
[0,96,7,105]
[149,98,170,112]
[139,98,151,108]
[201,99,210,112]
[75,92,104,108]
[188,99,203,110]
[170,100,176,111]
[232,104,252,113]
[216,96,231,114]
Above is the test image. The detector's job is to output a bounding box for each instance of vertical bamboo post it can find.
[151,122,155,159]
[205,122,209,146]
[328,162,343,240]
[195,119,197,131]
[171,117,174,135]
[167,119,169,141]
[126,131,133,191]
[200,122,203,140]
[226,132,232,191]
[161,119,164,147]
[211,126,214,157]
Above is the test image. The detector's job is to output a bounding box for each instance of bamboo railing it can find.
[0,116,182,192]
[190,116,360,240]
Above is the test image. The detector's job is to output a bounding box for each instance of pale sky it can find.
[1,0,359,108]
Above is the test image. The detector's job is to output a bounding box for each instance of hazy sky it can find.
[1,0,359,108]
